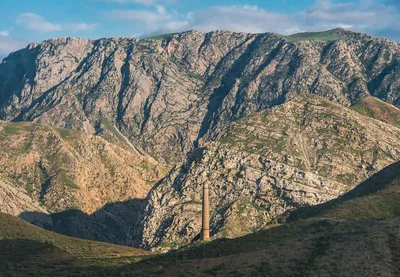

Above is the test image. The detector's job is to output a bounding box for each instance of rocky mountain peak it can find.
[0,29,399,164]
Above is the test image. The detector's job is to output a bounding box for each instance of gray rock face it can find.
[0,29,399,163]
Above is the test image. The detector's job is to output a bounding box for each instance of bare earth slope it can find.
[0,120,166,215]
[0,29,398,163]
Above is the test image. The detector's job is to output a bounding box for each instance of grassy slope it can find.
[144,33,179,40]
[351,96,400,128]
[0,212,151,267]
[285,29,346,42]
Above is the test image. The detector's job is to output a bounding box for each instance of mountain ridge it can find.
[4,28,389,50]
[1,28,399,163]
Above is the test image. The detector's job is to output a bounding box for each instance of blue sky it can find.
[0,0,399,58]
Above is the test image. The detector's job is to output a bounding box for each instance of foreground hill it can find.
[2,161,400,276]
[140,94,400,249]
[0,29,398,163]
[0,120,166,215]
[0,212,151,275]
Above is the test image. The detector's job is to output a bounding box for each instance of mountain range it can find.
[0,28,399,275]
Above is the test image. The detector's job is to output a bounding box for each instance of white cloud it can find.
[106,5,171,26]
[184,6,299,34]
[0,31,9,36]
[65,23,99,31]
[301,0,400,34]
[98,0,175,5]
[156,5,167,15]
[16,13,62,33]
[120,5,301,37]
[15,13,99,33]
[107,9,170,22]
[110,1,399,41]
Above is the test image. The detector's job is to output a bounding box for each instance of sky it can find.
[0,0,399,59]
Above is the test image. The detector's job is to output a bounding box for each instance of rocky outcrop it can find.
[0,179,47,216]
[140,95,400,249]
[0,29,398,163]
[0,120,167,215]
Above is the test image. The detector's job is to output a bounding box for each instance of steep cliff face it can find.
[0,29,398,163]
[0,120,166,215]
[140,95,400,249]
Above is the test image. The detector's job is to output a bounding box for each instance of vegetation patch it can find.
[322,185,400,220]
[144,33,178,40]
[285,29,346,42]
[183,200,202,205]
[351,97,400,128]
[57,169,79,189]
[101,118,130,147]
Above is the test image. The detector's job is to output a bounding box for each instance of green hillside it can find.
[0,212,151,269]
[285,29,347,42]
[351,96,400,128]
[144,32,179,40]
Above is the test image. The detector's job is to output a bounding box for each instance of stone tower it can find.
[201,182,210,241]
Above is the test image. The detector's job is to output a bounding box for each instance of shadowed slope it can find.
[19,198,147,247]
[0,212,151,267]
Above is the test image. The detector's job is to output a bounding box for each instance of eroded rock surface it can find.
[0,121,166,215]
[0,29,398,163]
[141,95,400,249]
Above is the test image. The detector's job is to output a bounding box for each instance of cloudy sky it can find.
[0,0,399,59]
